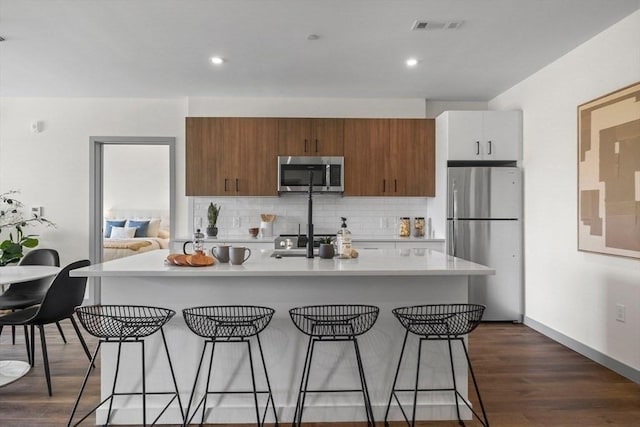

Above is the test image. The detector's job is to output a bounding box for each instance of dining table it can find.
[0,265,60,387]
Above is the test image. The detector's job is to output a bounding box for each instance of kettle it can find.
[183,228,205,254]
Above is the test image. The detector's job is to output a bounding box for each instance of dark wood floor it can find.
[0,321,639,426]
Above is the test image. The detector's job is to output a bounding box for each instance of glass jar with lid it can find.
[413,217,425,237]
[399,217,411,237]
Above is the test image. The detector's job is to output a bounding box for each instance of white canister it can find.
[260,221,274,237]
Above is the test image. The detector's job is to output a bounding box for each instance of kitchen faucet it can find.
[307,170,314,258]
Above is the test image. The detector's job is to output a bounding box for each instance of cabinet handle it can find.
[488,140,492,155]
[235,178,239,192]
[315,139,318,152]
[476,141,480,155]
[394,179,397,192]
[304,139,308,153]
[383,179,386,193]
[224,178,228,192]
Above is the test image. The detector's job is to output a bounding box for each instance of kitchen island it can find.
[72,248,494,425]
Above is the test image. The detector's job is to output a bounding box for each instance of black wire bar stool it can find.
[384,304,489,427]
[67,305,185,427]
[289,304,379,427]
[182,305,278,427]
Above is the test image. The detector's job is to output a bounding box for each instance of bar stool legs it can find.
[293,334,375,427]
[68,328,184,427]
[183,334,278,426]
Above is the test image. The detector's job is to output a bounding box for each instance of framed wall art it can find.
[578,81,640,258]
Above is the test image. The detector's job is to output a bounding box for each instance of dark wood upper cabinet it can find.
[277,118,344,156]
[389,119,435,196]
[185,117,277,196]
[187,117,434,197]
[344,118,435,197]
[344,119,390,196]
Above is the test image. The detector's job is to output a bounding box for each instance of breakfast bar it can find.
[72,248,494,425]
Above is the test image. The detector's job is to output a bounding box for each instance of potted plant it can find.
[318,236,335,259]
[0,190,54,266]
[206,202,220,237]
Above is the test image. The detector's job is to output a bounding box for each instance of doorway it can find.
[89,136,175,304]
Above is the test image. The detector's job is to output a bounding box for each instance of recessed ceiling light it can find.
[406,58,419,67]
[210,56,224,65]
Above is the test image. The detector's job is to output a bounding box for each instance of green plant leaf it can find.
[22,237,39,248]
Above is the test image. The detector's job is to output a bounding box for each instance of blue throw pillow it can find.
[104,220,126,238]
[126,220,150,238]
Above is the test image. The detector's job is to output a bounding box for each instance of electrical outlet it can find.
[615,304,626,323]
[31,206,43,217]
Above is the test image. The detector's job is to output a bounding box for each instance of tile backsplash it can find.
[191,196,432,237]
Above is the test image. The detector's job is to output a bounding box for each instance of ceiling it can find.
[0,0,638,100]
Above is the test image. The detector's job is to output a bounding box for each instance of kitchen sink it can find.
[270,249,317,258]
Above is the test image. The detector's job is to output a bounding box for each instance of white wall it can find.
[425,100,488,118]
[490,10,640,371]
[0,97,187,265]
[103,145,170,211]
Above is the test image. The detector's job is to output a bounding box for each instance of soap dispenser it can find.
[336,217,352,256]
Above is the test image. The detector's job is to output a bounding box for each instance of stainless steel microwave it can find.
[277,156,344,193]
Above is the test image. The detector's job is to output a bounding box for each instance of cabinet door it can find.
[446,111,484,160]
[310,118,344,155]
[185,118,227,196]
[482,111,521,161]
[227,118,278,196]
[389,119,435,196]
[278,118,344,156]
[277,118,311,155]
[344,119,389,196]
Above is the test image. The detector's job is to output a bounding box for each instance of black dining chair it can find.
[0,248,66,358]
[0,259,92,395]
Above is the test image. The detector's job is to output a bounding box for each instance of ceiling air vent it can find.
[411,20,463,31]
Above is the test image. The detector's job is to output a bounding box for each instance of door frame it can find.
[89,136,176,304]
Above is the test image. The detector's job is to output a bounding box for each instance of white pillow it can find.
[110,226,137,239]
[146,218,161,237]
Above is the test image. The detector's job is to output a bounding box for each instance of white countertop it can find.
[72,248,493,278]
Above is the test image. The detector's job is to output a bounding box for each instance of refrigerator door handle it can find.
[449,220,456,257]
[452,188,458,220]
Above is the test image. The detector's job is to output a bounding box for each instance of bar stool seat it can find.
[182,305,278,427]
[67,305,184,427]
[289,304,379,427]
[384,303,489,427]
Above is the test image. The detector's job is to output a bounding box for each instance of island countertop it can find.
[71,248,494,278]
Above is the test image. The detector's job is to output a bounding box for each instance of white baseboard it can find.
[524,316,640,384]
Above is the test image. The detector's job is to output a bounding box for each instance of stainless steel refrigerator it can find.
[447,166,523,321]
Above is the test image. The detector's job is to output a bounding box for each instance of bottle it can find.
[336,217,352,256]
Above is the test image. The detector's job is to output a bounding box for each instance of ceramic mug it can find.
[229,246,252,265]
[211,245,230,263]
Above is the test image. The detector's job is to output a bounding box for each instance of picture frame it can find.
[577,81,640,258]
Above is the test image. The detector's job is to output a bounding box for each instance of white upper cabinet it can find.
[443,111,521,161]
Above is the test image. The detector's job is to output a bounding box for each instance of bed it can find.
[102,209,170,262]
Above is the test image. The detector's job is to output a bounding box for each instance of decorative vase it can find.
[318,243,335,259]
[206,226,218,238]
